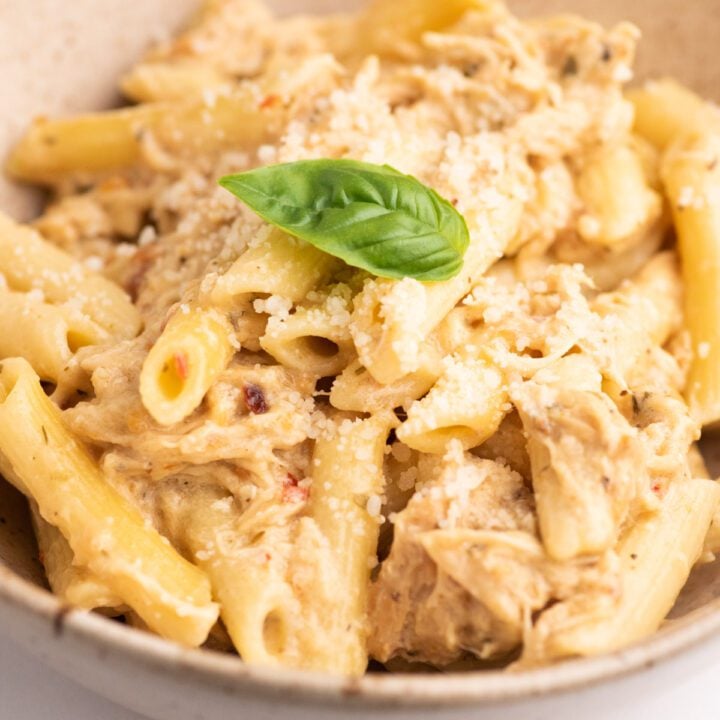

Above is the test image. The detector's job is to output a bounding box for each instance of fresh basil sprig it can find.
[219,159,469,282]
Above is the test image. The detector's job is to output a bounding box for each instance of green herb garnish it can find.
[219,159,469,282]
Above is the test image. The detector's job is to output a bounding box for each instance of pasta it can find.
[140,306,235,425]
[628,79,720,149]
[0,212,139,341]
[2,0,719,678]
[30,504,124,613]
[0,359,218,645]
[350,186,526,385]
[6,88,284,184]
[575,142,662,250]
[397,355,508,453]
[211,228,341,307]
[524,479,720,661]
[306,411,397,675]
[0,289,102,386]
[329,343,444,413]
[167,484,298,667]
[259,287,357,377]
[661,133,720,427]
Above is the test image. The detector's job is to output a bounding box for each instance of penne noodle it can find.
[397,356,507,454]
[30,504,124,612]
[175,486,299,668]
[307,411,397,675]
[576,143,662,249]
[358,0,485,54]
[140,307,235,426]
[0,358,218,645]
[534,479,720,658]
[351,191,524,385]
[211,228,341,308]
[591,251,683,384]
[661,133,720,426]
[121,61,230,103]
[260,295,356,377]
[627,78,720,149]
[0,212,140,340]
[0,289,105,384]
[330,344,444,413]
[6,88,283,184]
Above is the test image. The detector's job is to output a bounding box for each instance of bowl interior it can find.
[1,0,720,702]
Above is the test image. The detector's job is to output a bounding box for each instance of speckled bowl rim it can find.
[3,558,720,707]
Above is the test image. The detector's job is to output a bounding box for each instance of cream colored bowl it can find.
[2,1,720,718]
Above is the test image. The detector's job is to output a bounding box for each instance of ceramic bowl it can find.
[1,1,720,718]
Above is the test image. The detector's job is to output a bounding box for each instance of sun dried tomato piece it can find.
[282,473,308,503]
[243,383,268,414]
[259,94,279,109]
[173,352,189,380]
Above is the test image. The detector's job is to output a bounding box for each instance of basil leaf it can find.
[218,159,469,281]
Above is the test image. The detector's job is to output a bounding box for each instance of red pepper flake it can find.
[259,94,279,109]
[243,383,268,414]
[282,472,308,503]
[173,352,189,381]
[264,552,272,563]
[652,482,662,495]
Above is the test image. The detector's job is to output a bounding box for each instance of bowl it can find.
[1,1,720,718]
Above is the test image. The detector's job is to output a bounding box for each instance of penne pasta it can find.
[0,289,105,384]
[174,486,299,668]
[576,143,662,249]
[358,0,484,54]
[330,344,444,413]
[397,356,507,454]
[0,358,218,645]
[211,228,341,308]
[0,212,140,340]
[627,78,720,149]
[30,504,124,612]
[351,192,524,385]
[591,251,683,384]
[661,133,720,426]
[532,479,720,658]
[307,411,397,675]
[260,292,356,377]
[140,306,235,426]
[121,61,230,103]
[6,88,283,184]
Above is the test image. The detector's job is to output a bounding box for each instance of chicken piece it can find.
[369,450,541,666]
[618,344,699,499]
[512,381,648,561]
[630,389,698,497]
